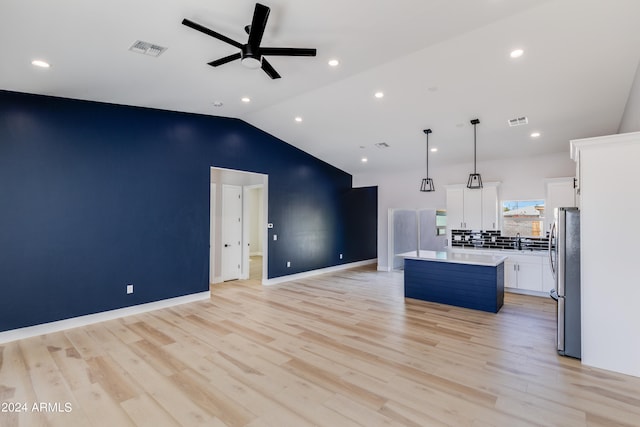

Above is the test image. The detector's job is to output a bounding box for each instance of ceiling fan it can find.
[182,3,317,79]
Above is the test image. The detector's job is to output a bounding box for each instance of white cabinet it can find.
[544,177,576,233]
[541,256,554,293]
[464,188,482,230]
[445,183,499,235]
[481,184,499,230]
[446,187,465,231]
[450,248,548,295]
[504,254,543,292]
[446,186,481,230]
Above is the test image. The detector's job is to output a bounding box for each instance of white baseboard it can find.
[263,259,377,285]
[377,265,391,272]
[0,291,210,344]
[505,287,549,298]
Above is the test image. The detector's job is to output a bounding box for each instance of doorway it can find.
[210,167,268,284]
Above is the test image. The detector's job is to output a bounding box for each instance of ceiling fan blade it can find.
[208,53,242,67]
[260,47,317,57]
[182,18,243,49]
[261,58,281,79]
[248,3,270,50]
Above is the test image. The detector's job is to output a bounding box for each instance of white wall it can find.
[354,152,575,270]
[618,61,640,133]
[572,132,640,378]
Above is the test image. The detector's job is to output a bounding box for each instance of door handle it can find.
[224,244,230,247]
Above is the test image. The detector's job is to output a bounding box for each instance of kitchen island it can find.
[401,250,507,313]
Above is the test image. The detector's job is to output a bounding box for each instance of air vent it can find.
[508,116,528,127]
[129,40,167,57]
[374,142,390,148]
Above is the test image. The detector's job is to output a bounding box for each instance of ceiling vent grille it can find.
[508,116,528,127]
[375,142,390,148]
[129,40,167,57]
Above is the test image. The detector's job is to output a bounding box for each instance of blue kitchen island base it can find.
[403,253,505,313]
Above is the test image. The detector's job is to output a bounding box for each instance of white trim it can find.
[263,259,377,285]
[0,291,210,344]
[504,287,547,298]
[570,131,640,160]
[377,265,391,272]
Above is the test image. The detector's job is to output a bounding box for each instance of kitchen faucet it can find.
[516,233,522,250]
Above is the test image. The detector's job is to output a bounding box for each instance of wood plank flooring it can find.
[2,264,640,426]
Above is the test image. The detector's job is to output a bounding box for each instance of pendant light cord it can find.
[425,132,429,177]
[473,123,477,174]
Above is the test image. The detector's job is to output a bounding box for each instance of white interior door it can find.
[222,184,242,281]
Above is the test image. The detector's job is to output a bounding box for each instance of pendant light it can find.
[467,118,483,189]
[420,129,435,192]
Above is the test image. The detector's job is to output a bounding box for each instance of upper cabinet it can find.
[544,177,576,233]
[445,183,500,239]
[481,184,499,231]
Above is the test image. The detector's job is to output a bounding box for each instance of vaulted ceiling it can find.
[2,0,639,175]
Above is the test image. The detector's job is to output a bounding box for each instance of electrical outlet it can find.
[339,254,343,259]
[126,284,134,294]
[273,234,277,241]
[287,261,291,268]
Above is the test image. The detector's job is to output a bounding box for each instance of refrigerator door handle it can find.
[549,221,557,281]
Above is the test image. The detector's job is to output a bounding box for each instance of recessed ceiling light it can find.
[295,116,303,122]
[361,157,368,163]
[531,132,541,138]
[328,59,339,67]
[510,49,524,58]
[241,97,251,103]
[430,147,438,152]
[374,92,384,99]
[31,60,50,68]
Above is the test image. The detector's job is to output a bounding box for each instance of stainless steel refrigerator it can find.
[549,207,581,359]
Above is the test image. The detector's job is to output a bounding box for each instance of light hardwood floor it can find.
[2,264,640,426]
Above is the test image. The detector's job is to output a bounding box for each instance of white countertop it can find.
[399,250,507,267]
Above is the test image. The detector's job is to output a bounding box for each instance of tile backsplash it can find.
[451,230,549,251]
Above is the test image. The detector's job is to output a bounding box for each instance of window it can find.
[436,210,447,236]
[502,200,544,237]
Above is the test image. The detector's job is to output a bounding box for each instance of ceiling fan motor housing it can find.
[241,45,262,69]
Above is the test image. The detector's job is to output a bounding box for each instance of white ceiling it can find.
[2,0,639,175]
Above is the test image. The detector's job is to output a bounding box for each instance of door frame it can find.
[209,167,268,285]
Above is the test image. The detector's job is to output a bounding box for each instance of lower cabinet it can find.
[504,255,543,292]
[541,257,555,293]
[451,248,546,294]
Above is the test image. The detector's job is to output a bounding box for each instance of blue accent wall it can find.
[0,90,377,332]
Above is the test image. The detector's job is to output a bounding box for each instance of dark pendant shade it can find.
[420,128,435,192]
[420,177,435,192]
[467,173,483,189]
[467,119,483,189]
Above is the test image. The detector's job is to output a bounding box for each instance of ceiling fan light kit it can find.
[182,3,317,79]
[467,118,483,189]
[420,128,435,192]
